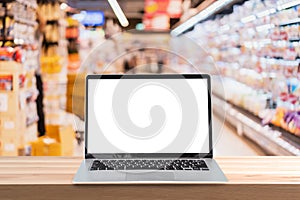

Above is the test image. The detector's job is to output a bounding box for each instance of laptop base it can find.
[73,158,227,184]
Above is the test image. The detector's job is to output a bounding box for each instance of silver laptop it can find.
[73,74,227,183]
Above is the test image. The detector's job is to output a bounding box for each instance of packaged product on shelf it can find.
[0,47,24,63]
[0,0,37,46]
[30,136,62,156]
[0,0,39,156]
[283,110,300,136]
[0,75,13,91]
[188,0,300,155]
[45,124,74,156]
[38,0,68,125]
[41,55,63,74]
[45,24,59,42]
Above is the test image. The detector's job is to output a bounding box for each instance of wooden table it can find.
[0,157,300,200]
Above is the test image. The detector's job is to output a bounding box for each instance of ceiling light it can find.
[108,0,129,27]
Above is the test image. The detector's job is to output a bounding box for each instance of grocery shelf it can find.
[172,0,300,36]
[289,38,300,42]
[0,37,14,42]
[46,20,59,25]
[171,0,243,36]
[1,0,37,8]
[16,0,38,9]
[182,0,300,155]
[277,0,300,10]
[0,15,36,28]
[213,93,300,156]
[279,18,300,27]
[270,123,300,148]
[14,16,37,27]
[43,41,59,46]
[1,0,14,3]
[242,1,300,24]
[262,57,300,63]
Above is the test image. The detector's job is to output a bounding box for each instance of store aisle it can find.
[214,116,265,156]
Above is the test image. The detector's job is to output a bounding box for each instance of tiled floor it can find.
[213,117,265,156]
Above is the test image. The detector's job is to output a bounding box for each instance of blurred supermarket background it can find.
[0,0,299,156]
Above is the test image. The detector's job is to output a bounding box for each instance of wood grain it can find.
[0,157,300,200]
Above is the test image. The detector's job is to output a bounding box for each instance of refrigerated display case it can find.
[183,0,300,155]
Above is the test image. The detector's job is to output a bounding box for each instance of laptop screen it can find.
[87,75,210,155]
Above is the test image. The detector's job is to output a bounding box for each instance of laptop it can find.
[73,74,227,183]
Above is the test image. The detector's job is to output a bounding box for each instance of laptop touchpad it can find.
[126,172,175,181]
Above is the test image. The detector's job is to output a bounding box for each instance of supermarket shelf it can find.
[43,41,59,46]
[172,0,300,36]
[261,57,300,64]
[46,20,59,25]
[213,94,300,156]
[241,39,300,51]
[66,37,78,41]
[0,14,13,19]
[171,0,243,36]
[233,56,300,66]
[0,37,14,42]
[1,0,14,3]
[289,38,300,42]
[1,0,38,10]
[270,124,300,149]
[0,37,36,46]
[279,18,300,27]
[16,0,38,9]
[277,0,300,10]
[241,1,300,24]
[14,16,37,27]
[67,25,79,28]
[1,16,36,27]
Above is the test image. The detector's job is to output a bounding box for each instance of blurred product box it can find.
[66,73,85,117]
[31,124,75,156]
[66,27,79,39]
[68,53,80,61]
[45,125,74,156]
[41,56,63,74]
[31,136,62,156]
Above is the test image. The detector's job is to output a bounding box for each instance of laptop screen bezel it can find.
[85,74,213,159]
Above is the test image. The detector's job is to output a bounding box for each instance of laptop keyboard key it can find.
[90,159,209,171]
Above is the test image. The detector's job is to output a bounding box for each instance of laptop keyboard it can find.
[90,159,209,171]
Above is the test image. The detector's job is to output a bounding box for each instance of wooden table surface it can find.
[0,156,300,200]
